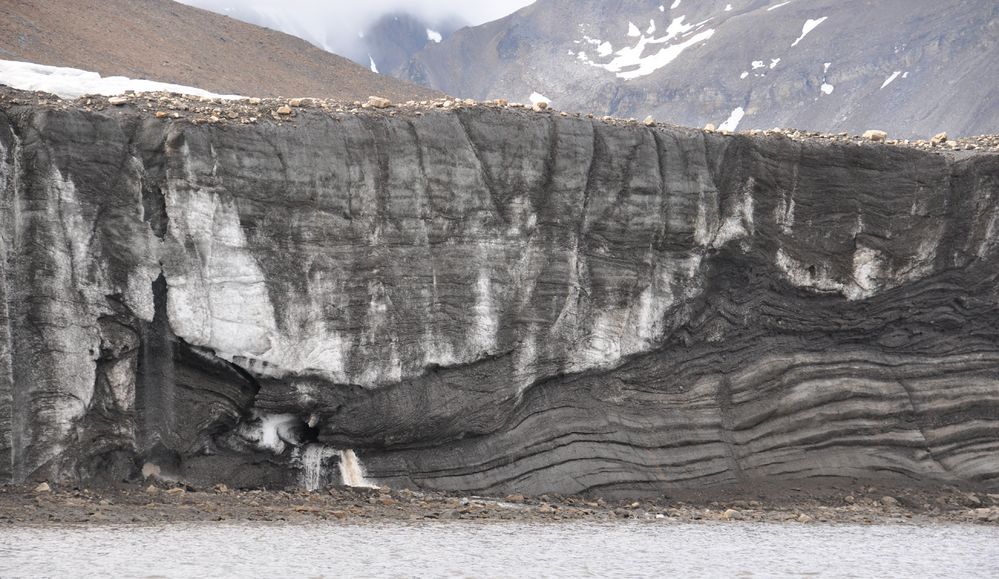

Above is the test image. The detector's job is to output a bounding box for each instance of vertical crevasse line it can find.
[0,126,15,482]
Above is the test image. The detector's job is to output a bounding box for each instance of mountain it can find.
[2,89,998,493]
[355,13,463,78]
[0,0,440,101]
[398,0,998,137]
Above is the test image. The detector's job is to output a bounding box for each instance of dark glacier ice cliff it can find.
[1,93,998,496]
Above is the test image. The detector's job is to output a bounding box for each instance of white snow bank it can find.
[0,59,240,100]
[791,17,827,47]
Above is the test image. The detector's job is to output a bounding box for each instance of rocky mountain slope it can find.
[0,0,439,101]
[1,89,998,495]
[398,0,998,138]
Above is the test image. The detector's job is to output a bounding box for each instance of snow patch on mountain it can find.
[880,71,901,89]
[719,107,745,131]
[791,17,828,47]
[426,29,442,43]
[576,15,716,80]
[768,1,792,11]
[369,55,378,73]
[821,83,834,94]
[0,59,239,99]
[671,0,682,9]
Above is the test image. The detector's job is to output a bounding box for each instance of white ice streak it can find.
[369,55,379,73]
[243,413,301,454]
[770,58,781,69]
[0,59,240,100]
[767,1,792,10]
[671,0,682,8]
[740,71,749,79]
[880,71,901,89]
[790,17,828,47]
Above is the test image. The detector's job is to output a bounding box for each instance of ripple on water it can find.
[1,521,998,578]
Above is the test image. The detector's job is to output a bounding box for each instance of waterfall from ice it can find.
[300,444,376,490]
[301,445,338,491]
[338,449,377,488]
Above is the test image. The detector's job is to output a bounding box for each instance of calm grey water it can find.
[1,521,997,578]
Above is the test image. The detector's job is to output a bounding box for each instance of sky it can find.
[177,1,535,58]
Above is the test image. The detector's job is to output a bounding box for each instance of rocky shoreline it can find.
[1,86,997,153]
[3,481,998,527]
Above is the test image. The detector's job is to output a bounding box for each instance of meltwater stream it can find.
[1,521,997,578]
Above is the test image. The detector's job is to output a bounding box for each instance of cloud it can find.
[176,0,535,57]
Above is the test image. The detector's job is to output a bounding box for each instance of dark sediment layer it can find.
[1,88,998,497]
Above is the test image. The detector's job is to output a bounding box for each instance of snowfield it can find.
[0,59,239,100]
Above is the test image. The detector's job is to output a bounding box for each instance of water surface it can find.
[1,521,997,577]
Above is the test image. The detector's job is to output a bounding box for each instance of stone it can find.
[145,485,160,496]
[108,96,128,106]
[721,508,743,520]
[881,496,899,508]
[276,105,292,115]
[248,97,262,105]
[288,98,304,107]
[495,99,508,106]
[141,462,161,479]
[797,514,814,523]
[704,123,716,131]
[165,487,186,496]
[33,482,51,493]
[931,132,948,145]
[643,115,656,126]
[532,101,549,112]
[863,129,888,142]
[505,494,526,504]
[367,96,392,109]
[154,111,168,119]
